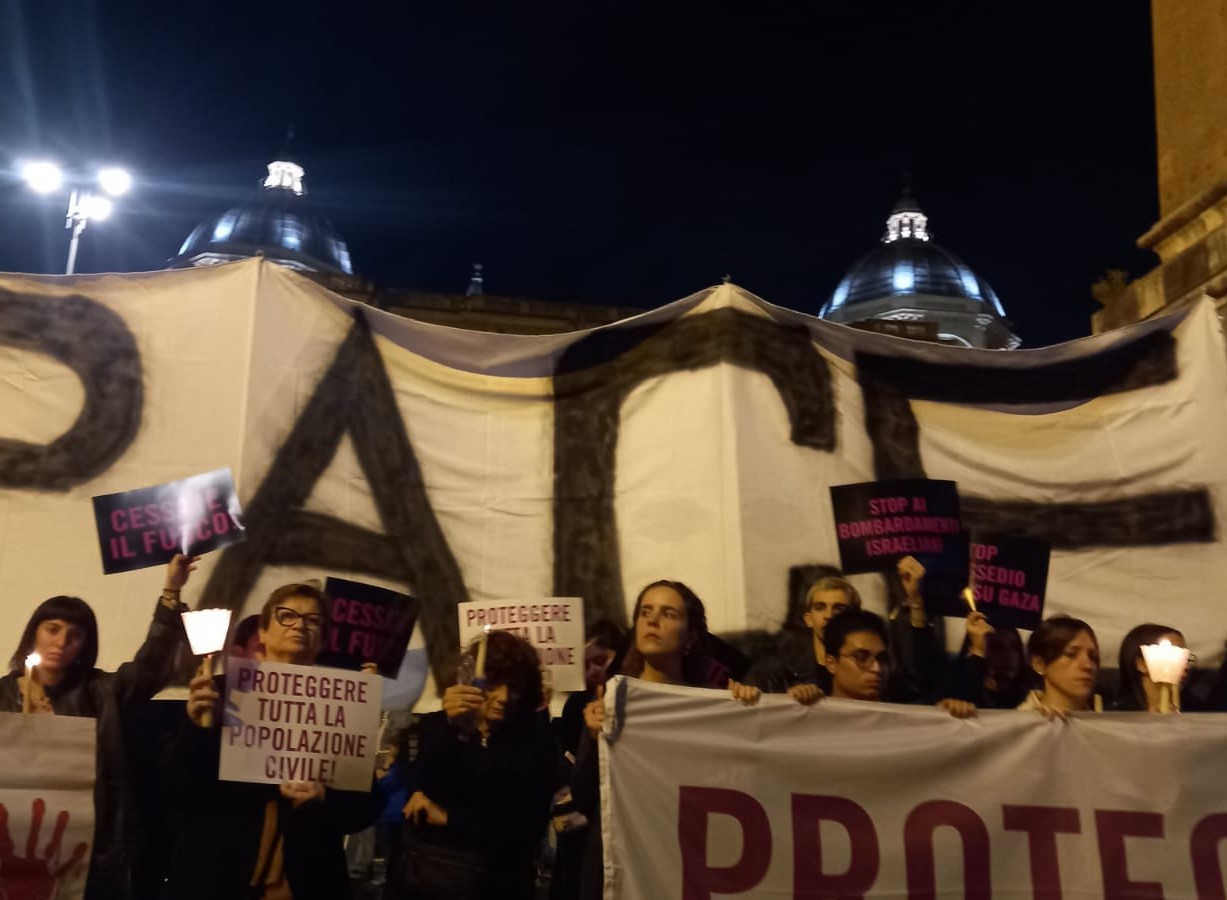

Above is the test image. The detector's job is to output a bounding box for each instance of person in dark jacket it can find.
[160,581,382,900]
[0,554,194,900]
[948,612,1030,709]
[394,630,556,900]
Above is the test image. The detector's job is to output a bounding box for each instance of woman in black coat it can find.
[0,555,194,900]
[395,630,556,900]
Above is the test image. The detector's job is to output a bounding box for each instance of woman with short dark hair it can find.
[1019,615,1101,715]
[0,555,194,900]
[394,629,555,900]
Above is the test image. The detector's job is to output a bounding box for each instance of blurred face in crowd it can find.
[584,641,616,692]
[1034,629,1099,708]
[260,595,325,665]
[985,630,1023,686]
[33,619,86,683]
[804,588,854,641]
[635,585,690,662]
[482,683,509,725]
[826,630,889,702]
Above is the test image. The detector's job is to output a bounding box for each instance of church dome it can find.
[170,160,353,275]
[820,189,1019,349]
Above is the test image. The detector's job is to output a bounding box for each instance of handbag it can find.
[398,824,489,898]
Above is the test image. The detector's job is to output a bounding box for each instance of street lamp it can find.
[20,161,133,274]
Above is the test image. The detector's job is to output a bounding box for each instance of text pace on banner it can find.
[316,577,418,678]
[600,678,1227,899]
[91,467,246,574]
[219,658,381,792]
[0,713,96,900]
[457,598,585,692]
[829,479,961,575]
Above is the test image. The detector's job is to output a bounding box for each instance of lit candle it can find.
[474,625,490,681]
[22,653,40,714]
[181,609,233,728]
[1140,639,1190,714]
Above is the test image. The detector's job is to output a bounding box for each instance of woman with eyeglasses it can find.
[1112,623,1193,712]
[1019,615,1102,717]
[0,555,194,899]
[161,581,383,900]
[392,628,555,900]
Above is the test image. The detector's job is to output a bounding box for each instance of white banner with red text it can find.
[599,678,1227,899]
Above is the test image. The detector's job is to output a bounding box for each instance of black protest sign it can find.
[92,468,245,574]
[829,479,962,575]
[316,578,419,677]
[966,532,1050,630]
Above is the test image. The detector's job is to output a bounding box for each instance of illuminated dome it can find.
[170,159,353,275]
[820,189,1020,349]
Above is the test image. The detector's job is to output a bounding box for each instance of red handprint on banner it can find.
[0,798,89,900]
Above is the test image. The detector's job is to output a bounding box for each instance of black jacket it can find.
[0,598,186,900]
[400,709,556,900]
[159,687,383,900]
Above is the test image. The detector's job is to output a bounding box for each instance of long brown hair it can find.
[619,580,710,686]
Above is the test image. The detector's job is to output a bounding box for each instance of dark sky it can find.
[0,1,1156,347]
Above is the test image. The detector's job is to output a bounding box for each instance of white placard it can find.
[0,713,96,900]
[219,658,381,792]
[457,597,585,692]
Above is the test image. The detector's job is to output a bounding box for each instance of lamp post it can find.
[20,161,133,275]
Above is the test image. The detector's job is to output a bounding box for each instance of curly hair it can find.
[465,629,543,723]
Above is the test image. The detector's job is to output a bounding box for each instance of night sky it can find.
[0,1,1155,347]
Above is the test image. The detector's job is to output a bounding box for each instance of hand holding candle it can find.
[1141,638,1190,714]
[474,625,490,683]
[181,608,233,728]
[22,653,41,714]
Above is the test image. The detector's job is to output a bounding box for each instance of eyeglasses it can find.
[840,650,892,670]
[274,607,325,631]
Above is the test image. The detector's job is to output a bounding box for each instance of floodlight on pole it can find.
[19,160,133,274]
[21,161,64,194]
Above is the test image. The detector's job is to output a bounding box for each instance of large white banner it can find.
[599,678,1227,899]
[0,713,96,900]
[2,260,1226,706]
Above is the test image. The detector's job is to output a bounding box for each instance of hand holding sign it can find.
[279,781,325,810]
[162,554,199,596]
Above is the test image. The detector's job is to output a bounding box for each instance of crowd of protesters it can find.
[2,554,1219,900]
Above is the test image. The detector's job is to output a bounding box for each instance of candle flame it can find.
[25,653,40,668]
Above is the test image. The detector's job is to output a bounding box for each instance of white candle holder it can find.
[181,609,233,727]
[1140,639,1189,713]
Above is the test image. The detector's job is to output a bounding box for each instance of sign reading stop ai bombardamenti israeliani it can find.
[829,479,962,575]
[219,659,381,792]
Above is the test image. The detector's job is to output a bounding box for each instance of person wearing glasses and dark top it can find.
[159,582,383,900]
[822,608,976,717]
